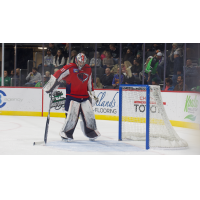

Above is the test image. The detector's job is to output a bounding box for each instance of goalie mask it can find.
[75,53,87,70]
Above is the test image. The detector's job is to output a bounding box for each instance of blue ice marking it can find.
[46,140,144,152]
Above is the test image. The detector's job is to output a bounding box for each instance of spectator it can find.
[9,69,17,86]
[127,43,142,56]
[94,77,103,89]
[54,68,59,73]
[53,49,65,72]
[134,52,142,65]
[173,50,183,75]
[111,61,124,75]
[157,52,165,80]
[10,70,14,78]
[103,51,114,69]
[109,44,119,64]
[147,43,164,52]
[101,68,114,89]
[25,67,42,87]
[48,43,57,56]
[185,59,198,90]
[66,50,77,64]
[144,52,162,85]
[100,50,107,61]
[43,48,54,73]
[174,76,188,91]
[169,43,178,63]
[89,52,102,68]
[122,67,135,84]
[16,68,26,86]
[43,75,50,85]
[139,56,153,82]
[152,77,159,85]
[172,70,182,87]
[0,70,11,86]
[11,68,24,86]
[123,48,133,63]
[63,43,70,59]
[44,49,54,67]
[163,78,174,91]
[112,68,124,89]
[35,75,49,87]
[124,60,132,70]
[45,71,51,78]
[185,59,198,77]
[131,59,142,77]
[147,44,158,52]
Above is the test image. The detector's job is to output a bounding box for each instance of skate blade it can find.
[62,138,73,143]
[89,137,98,141]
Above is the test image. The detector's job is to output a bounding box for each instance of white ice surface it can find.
[0,115,200,155]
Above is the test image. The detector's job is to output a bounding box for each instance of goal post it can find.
[118,84,188,150]
[119,84,150,149]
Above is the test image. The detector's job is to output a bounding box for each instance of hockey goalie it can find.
[43,53,100,142]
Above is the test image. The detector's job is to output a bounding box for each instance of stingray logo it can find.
[77,73,88,82]
[0,90,7,108]
[50,91,66,110]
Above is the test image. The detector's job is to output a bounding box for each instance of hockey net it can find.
[119,85,188,149]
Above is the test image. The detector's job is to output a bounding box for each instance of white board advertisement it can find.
[1,87,200,129]
[0,88,42,113]
[93,90,119,116]
[161,92,200,125]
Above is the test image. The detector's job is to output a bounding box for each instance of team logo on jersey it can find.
[73,69,79,73]
[77,73,89,82]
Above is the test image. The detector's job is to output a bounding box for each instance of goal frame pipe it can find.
[146,85,150,150]
[118,84,150,150]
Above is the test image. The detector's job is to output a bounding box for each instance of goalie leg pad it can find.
[60,100,80,138]
[80,100,101,138]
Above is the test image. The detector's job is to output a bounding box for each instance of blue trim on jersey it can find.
[65,95,89,112]
[66,83,71,95]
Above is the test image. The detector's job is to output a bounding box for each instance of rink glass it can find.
[0,43,200,90]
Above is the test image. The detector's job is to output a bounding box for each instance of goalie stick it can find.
[33,92,53,146]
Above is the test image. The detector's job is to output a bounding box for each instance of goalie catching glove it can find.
[89,91,99,107]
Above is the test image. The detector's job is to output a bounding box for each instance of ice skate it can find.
[60,131,73,142]
[89,137,97,141]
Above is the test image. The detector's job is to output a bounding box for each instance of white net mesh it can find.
[121,85,188,148]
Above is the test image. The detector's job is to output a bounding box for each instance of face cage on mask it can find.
[77,61,85,69]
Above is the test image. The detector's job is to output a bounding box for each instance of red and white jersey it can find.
[53,63,94,99]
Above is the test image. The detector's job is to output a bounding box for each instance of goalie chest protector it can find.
[54,63,93,99]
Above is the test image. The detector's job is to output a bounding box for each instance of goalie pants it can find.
[64,95,89,115]
[62,96,100,139]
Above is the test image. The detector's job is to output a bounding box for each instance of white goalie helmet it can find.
[75,53,87,69]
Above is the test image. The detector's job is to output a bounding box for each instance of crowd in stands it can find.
[0,43,200,92]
